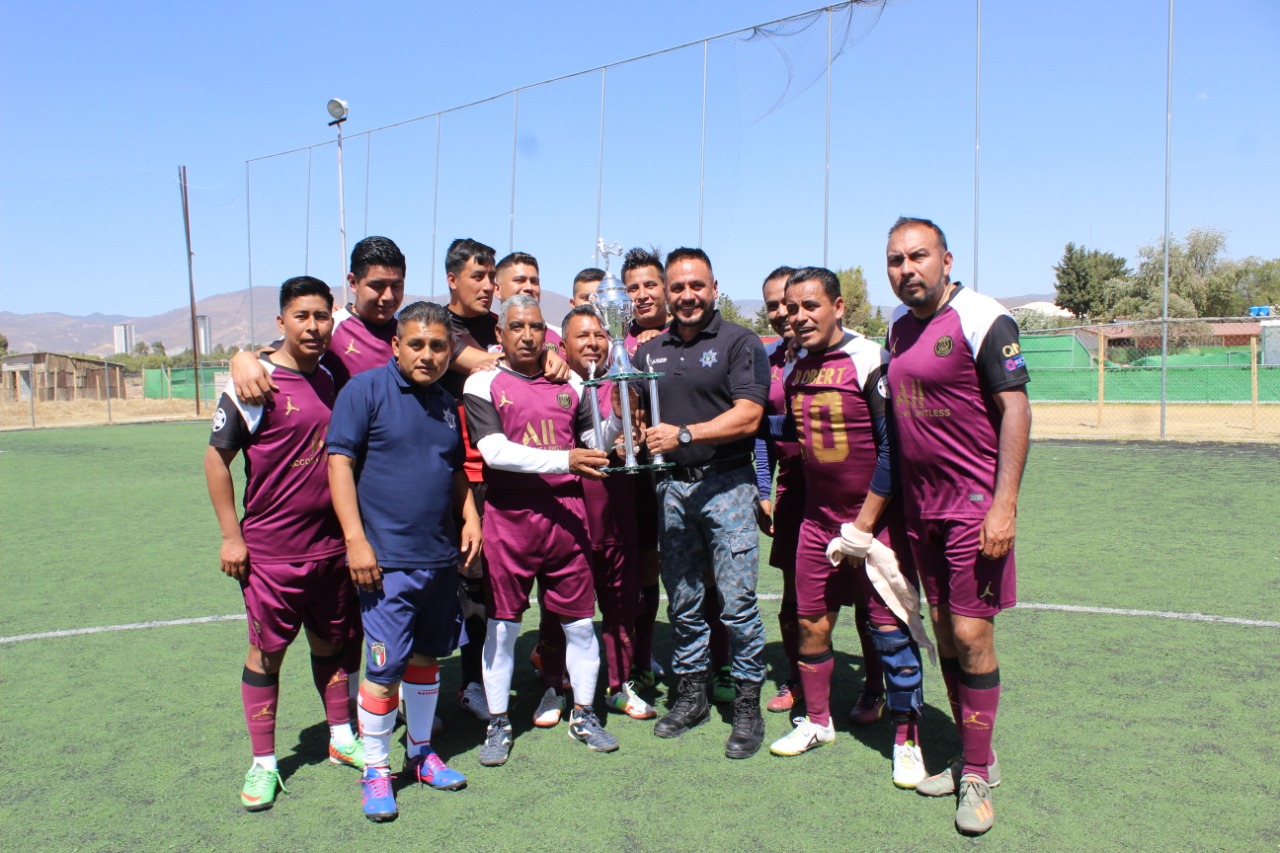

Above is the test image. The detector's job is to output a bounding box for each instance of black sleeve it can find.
[975,315,1030,394]
[208,392,249,450]
[463,393,503,449]
[575,386,599,439]
[728,333,770,406]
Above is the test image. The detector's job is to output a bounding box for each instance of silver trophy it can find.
[584,239,671,473]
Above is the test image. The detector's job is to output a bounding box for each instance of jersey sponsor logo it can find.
[497,390,514,408]
[700,349,719,368]
[649,356,668,366]
[284,396,300,416]
[1002,342,1021,357]
[212,408,227,432]
[933,336,954,357]
[291,426,329,468]
[894,378,951,419]
[969,493,986,502]
[370,641,387,669]
[556,391,573,410]
[521,418,558,447]
[1003,354,1026,372]
[344,340,360,355]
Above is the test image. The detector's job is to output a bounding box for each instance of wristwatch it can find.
[678,426,693,446]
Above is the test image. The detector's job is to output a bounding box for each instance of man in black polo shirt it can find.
[634,247,771,759]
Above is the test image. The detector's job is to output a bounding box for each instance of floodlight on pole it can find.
[327,99,349,295]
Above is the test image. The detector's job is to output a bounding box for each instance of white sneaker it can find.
[605,681,657,720]
[769,716,836,756]
[893,741,926,789]
[532,687,565,728]
[458,682,489,721]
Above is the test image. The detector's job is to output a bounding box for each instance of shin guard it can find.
[870,626,924,716]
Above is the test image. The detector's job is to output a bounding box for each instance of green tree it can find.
[133,341,150,357]
[1054,243,1130,319]
[151,341,167,356]
[0,332,8,357]
[716,294,748,327]
[750,304,774,337]
[835,266,872,331]
[1127,228,1235,318]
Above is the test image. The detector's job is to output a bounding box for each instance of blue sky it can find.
[1,0,1276,333]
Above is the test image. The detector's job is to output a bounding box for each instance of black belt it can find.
[660,455,751,483]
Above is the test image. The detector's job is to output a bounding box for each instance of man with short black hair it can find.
[635,247,771,759]
[206,276,362,812]
[328,300,481,821]
[883,217,1031,835]
[570,267,606,306]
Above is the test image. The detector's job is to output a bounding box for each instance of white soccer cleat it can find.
[892,741,927,789]
[458,682,489,721]
[768,716,835,756]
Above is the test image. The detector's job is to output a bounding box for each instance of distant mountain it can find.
[1,290,1057,356]
[1,287,573,355]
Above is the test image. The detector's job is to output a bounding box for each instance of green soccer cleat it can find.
[711,666,735,703]
[328,738,366,770]
[240,766,286,812]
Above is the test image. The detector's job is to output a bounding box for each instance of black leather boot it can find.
[653,671,710,738]
[724,679,764,758]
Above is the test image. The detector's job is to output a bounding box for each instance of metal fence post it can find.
[1096,334,1106,428]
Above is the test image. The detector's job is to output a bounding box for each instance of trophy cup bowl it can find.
[591,271,638,379]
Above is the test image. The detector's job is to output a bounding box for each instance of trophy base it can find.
[602,462,674,474]
[582,370,662,386]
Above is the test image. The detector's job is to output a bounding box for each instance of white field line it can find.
[1,598,1276,645]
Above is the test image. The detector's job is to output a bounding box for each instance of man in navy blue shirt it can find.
[328,301,482,822]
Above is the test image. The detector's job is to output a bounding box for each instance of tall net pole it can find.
[823,7,832,267]
[1160,0,1174,439]
[244,162,256,346]
[594,69,607,265]
[304,148,312,275]
[973,0,982,291]
[510,90,520,253]
[698,40,708,247]
[431,115,442,301]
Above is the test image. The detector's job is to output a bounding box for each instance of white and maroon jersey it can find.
[581,383,638,548]
[783,331,888,529]
[765,338,804,495]
[462,367,597,496]
[324,305,396,391]
[624,321,666,358]
[209,356,344,561]
[886,285,1030,520]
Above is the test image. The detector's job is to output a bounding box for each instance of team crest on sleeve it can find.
[933,336,954,357]
[556,391,573,410]
[700,349,719,368]
[212,408,227,432]
[877,376,890,399]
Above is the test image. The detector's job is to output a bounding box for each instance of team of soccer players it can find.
[207,217,1030,835]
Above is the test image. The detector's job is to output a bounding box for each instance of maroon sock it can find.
[940,656,963,736]
[856,610,884,693]
[797,648,835,727]
[959,668,1000,780]
[891,711,920,746]
[633,583,660,671]
[536,607,567,690]
[778,605,801,684]
[242,667,279,758]
[311,651,351,726]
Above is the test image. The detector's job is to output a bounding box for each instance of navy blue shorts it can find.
[359,565,462,684]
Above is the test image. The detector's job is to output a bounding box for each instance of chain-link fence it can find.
[1024,318,1280,441]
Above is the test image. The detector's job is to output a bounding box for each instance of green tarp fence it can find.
[1027,366,1280,403]
[142,366,225,401]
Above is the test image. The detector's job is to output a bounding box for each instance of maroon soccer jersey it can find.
[766,338,804,495]
[581,383,638,548]
[886,285,1030,520]
[783,332,888,529]
[323,306,396,390]
[209,357,344,561]
[461,367,595,494]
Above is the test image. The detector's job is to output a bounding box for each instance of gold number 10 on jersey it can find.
[794,390,849,464]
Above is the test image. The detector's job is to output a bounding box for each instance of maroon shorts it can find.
[768,485,804,573]
[241,554,358,653]
[794,520,895,622]
[483,492,595,621]
[908,516,1017,618]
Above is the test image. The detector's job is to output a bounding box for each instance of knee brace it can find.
[869,625,923,715]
